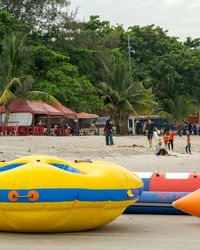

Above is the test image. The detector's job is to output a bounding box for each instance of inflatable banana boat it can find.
[173,189,200,218]
[0,155,143,232]
[125,172,200,214]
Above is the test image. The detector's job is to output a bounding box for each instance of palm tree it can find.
[0,33,60,124]
[98,58,155,134]
[157,95,197,124]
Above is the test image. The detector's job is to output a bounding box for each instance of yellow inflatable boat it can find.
[0,155,143,232]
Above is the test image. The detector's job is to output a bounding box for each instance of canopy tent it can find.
[0,99,76,126]
[52,105,76,117]
[0,99,76,116]
[76,112,98,119]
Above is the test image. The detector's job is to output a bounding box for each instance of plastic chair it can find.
[1,124,7,136]
[34,126,39,136]
[27,127,33,135]
[65,127,70,136]
[7,126,12,135]
[39,126,45,135]
[12,124,18,136]
[18,126,26,136]
[56,127,62,136]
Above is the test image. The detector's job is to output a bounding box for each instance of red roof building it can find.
[0,99,76,116]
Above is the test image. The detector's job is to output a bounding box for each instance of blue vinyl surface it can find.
[0,163,25,172]
[124,205,187,215]
[0,162,81,174]
[141,178,151,191]
[138,191,189,203]
[1,187,143,203]
[49,163,80,174]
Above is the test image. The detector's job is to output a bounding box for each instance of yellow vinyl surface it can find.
[0,155,143,232]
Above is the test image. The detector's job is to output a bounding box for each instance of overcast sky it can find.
[70,0,200,41]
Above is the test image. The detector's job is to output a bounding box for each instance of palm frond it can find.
[7,77,22,89]
[25,91,60,106]
[0,89,16,105]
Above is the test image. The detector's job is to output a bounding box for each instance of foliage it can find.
[33,45,103,112]
[98,58,155,134]
[157,95,197,124]
[1,8,200,124]
[0,33,60,124]
[0,0,72,31]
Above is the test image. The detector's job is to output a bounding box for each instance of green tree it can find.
[157,95,197,124]
[0,9,30,48]
[98,58,154,134]
[33,45,103,112]
[0,33,59,124]
[0,0,72,31]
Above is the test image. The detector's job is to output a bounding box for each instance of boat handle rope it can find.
[75,159,92,163]
[13,195,33,199]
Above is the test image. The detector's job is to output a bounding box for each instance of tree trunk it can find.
[4,105,11,125]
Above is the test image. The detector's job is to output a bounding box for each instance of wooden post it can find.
[47,114,50,135]
[198,104,200,123]
[32,114,35,127]
[61,117,65,136]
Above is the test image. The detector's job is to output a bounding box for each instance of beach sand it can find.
[0,134,200,249]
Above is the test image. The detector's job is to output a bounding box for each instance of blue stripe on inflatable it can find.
[1,187,143,203]
[137,191,189,203]
[0,163,25,172]
[49,163,80,174]
[124,206,187,215]
[141,178,151,191]
[0,163,81,174]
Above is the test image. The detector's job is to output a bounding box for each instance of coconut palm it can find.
[157,95,197,124]
[0,33,60,124]
[98,58,155,134]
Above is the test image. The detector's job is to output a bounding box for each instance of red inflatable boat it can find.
[124,172,200,214]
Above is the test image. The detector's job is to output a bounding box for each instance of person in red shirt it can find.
[186,135,191,154]
[163,132,169,149]
[168,129,175,150]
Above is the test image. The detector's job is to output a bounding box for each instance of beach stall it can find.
[76,112,98,135]
[0,99,76,135]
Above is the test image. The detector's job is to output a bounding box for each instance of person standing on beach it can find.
[104,120,114,146]
[145,119,157,148]
[163,132,169,150]
[188,123,192,135]
[143,122,147,136]
[186,135,191,154]
[168,129,175,150]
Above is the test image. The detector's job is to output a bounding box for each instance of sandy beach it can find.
[0,134,200,249]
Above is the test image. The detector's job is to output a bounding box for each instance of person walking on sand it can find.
[168,129,175,150]
[104,119,114,146]
[145,119,157,148]
[186,135,191,154]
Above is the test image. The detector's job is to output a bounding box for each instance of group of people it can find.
[103,118,192,154]
[177,122,200,136]
[145,119,191,155]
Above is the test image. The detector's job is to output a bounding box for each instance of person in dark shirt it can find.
[145,119,157,148]
[104,119,114,146]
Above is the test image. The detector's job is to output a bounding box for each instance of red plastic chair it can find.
[65,127,70,136]
[18,126,26,136]
[39,126,45,135]
[27,127,33,135]
[34,126,39,136]
[7,126,13,135]
[12,124,18,136]
[56,127,62,136]
[1,124,7,136]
